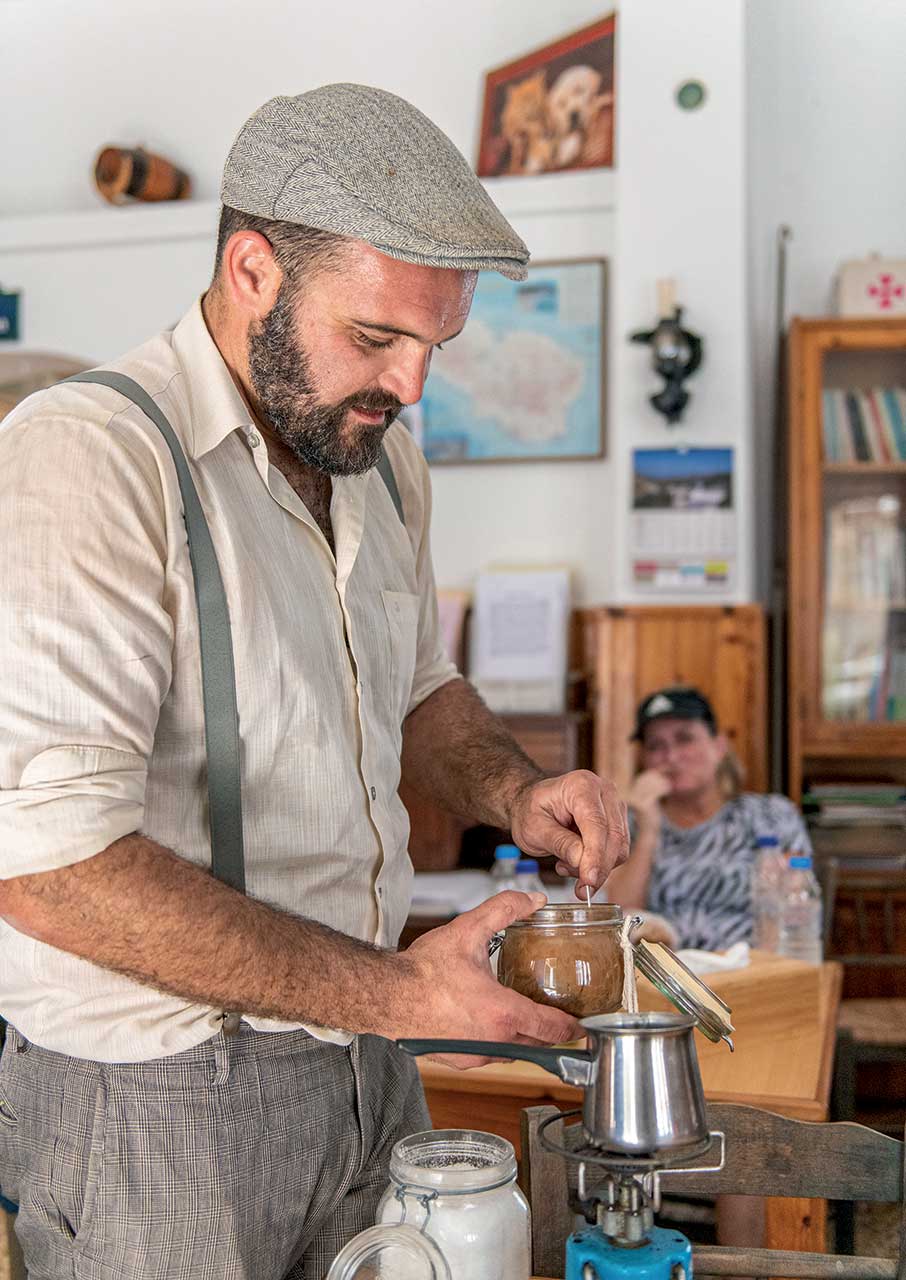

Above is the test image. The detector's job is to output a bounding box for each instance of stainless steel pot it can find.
[398,1010,709,1158]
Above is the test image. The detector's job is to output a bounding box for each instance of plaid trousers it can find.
[0,1021,430,1279]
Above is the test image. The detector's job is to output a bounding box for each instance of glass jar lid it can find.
[325,1223,451,1280]
[505,902,624,930]
[633,940,735,1049]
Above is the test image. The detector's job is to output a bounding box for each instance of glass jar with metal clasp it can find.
[492,901,626,1018]
[325,1129,530,1280]
[490,903,735,1048]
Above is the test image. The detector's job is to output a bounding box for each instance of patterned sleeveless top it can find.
[637,793,812,951]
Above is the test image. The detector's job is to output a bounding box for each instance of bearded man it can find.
[0,84,628,1279]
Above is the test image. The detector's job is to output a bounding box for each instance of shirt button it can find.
[378,886,383,897]
[370,786,377,800]
[247,432,261,449]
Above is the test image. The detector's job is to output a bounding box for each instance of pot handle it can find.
[396,1039,595,1088]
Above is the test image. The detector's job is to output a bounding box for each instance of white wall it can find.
[613,0,751,601]
[0,0,753,605]
[747,0,906,596]
[0,0,611,216]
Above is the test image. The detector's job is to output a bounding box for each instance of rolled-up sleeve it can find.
[0,403,173,877]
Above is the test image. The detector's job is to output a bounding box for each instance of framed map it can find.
[417,258,607,464]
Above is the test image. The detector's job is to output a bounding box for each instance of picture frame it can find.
[476,14,616,179]
[414,258,607,465]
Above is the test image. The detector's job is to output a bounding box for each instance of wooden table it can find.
[418,957,843,1259]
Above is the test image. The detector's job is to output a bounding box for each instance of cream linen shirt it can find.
[0,299,457,1062]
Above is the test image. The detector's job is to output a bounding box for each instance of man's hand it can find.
[397,890,579,1068]
[510,770,629,899]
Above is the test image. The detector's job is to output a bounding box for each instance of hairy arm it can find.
[0,832,577,1055]
[401,677,630,893]
[401,676,543,827]
[0,833,404,1033]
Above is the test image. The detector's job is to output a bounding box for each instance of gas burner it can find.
[537,1109,718,1174]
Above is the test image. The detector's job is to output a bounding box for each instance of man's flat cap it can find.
[221,83,529,280]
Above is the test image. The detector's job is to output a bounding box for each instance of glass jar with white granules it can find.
[378,1129,530,1280]
[326,1129,530,1279]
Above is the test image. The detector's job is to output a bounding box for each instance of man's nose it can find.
[379,346,432,406]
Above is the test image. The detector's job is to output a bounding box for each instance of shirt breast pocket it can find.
[381,589,419,721]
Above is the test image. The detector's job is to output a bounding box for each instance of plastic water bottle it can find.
[778,854,824,965]
[750,836,787,952]
[490,844,521,892]
[514,858,545,895]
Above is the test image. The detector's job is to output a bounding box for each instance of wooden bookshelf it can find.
[788,316,906,800]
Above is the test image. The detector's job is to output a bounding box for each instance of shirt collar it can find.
[171,297,255,459]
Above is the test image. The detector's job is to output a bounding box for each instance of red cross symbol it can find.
[867,273,905,309]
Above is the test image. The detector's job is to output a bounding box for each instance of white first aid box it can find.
[837,255,906,316]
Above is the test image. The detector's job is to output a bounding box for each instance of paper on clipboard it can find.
[472,568,570,711]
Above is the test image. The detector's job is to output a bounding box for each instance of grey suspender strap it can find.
[65,370,247,894]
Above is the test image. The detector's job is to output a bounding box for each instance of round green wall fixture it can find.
[676,80,706,110]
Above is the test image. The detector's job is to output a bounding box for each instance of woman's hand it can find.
[627,769,672,827]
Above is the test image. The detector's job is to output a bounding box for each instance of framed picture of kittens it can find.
[476,14,616,179]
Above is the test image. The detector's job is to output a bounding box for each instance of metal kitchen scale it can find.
[399,952,734,1280]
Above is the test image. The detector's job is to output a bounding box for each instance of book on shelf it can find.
[808,806,906,827]
[822,386,906,462]
[822,503,906,720]
[824,495,906,607]
[805,783,906,802]
[803,785,906,855]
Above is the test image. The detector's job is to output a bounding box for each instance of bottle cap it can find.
[494,844,520,861]
[516,859,540,874]
[789,854,812,869]
[756,835,780,847]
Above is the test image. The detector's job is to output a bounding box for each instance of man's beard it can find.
[247,287,403,476]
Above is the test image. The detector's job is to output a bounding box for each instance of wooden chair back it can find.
[822,862,906,968]
[521,1102,906,1280]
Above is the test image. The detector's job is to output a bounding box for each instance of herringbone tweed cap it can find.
[221,83,529,280]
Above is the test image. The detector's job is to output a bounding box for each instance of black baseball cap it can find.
[631,687,718,741]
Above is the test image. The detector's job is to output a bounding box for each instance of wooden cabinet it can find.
[787,317,906,799]
[580,605,767,797]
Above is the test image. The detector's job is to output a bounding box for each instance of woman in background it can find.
[607,685,813,1255]
[605,686,811,949]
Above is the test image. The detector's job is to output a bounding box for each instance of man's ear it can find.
[218,230,283,321]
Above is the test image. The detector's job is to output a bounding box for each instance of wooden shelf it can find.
[801,736,906,758]
[0,170,616,255]
[827,602,906,611]
[824,462,906,474]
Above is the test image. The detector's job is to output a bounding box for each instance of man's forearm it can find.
[401,677,543,828]
[0,834,412,1036]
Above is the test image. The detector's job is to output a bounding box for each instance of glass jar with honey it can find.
[496,902,625,1018]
